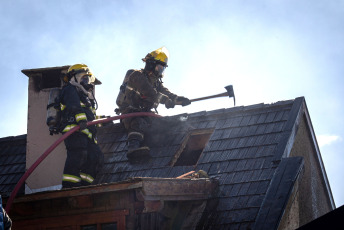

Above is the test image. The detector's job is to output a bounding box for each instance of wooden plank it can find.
[15,177,216,205]
[139,178,217,201]
[13,180,143,203]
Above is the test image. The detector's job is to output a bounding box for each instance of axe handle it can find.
[190,92,228,102]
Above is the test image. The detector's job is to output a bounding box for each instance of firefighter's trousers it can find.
[62,131,103,188]
[122,114,152,138]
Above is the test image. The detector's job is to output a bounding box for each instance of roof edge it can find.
[272,96,335,209]
[302,99,336,209]
[254,156,304,230]
[0,134,27,143]
[171,98,298,120]
[12,177,217,204]
[273,97,305,162]
[21,65,70,77]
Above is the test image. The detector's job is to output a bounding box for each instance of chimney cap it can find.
[22,65,102,85]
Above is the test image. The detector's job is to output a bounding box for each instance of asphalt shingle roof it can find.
[0,134,26,197]
[0,97,307,229]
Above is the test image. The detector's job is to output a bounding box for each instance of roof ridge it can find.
[0,134,27,143]
[170,98,298,119]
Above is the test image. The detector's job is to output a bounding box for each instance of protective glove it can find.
[176,96,191,106]
[165,99,175,109]
[78,120,88,131]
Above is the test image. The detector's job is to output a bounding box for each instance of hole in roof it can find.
[171,129,214,167]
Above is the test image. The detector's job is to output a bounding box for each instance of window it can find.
[171,129,213,166]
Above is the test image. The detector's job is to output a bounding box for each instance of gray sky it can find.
[1,0,344,207]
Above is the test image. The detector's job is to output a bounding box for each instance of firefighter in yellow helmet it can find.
[116,47,191,160]
[60,64,104,188]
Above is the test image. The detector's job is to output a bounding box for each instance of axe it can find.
[189,85,235,106]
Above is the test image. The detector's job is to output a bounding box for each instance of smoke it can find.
[179,116,188,122]
[143,115,194,148]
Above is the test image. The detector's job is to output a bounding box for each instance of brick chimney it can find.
[22,66,69,193]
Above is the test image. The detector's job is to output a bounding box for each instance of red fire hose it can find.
[5,112,161,213]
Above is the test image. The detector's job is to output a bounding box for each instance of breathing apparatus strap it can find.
[90,90,98,110]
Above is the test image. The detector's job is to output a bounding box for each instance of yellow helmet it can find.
[68,63,89,73]
[66,64,101,84]
[143,47,169,66]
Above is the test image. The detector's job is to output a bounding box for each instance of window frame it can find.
[170,128,214,167]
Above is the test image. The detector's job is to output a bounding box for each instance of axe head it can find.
[225,85,236,106]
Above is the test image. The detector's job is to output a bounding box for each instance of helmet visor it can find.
[155,64,166,77]
[80,75,91,85]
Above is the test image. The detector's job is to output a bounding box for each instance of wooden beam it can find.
[13,177,217,205]
[138,178,217,201]
[13,180,143,203]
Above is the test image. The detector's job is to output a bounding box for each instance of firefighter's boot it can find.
[127,132,150,160]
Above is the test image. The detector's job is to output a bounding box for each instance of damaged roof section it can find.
[96,99,295,183]
[171,128,214,167]
[12,177,218,230]
[94,98,303,228]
